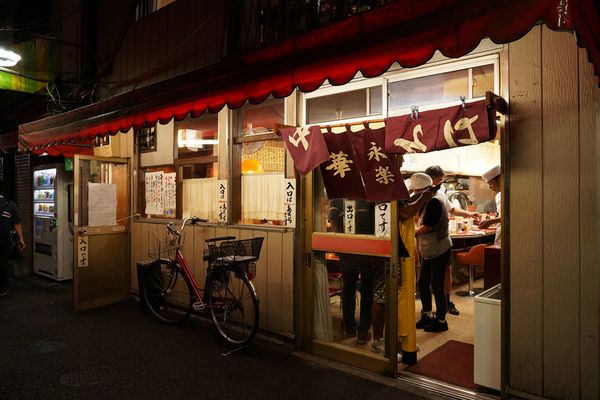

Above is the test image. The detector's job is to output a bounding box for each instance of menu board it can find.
[145,171,177,216]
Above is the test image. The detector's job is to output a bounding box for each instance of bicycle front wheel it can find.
[141,260,193,324]
[207,268,259,347]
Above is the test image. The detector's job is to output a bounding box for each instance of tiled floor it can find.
[328,278,482,361]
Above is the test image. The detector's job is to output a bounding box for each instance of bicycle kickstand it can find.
[221,344,248,357]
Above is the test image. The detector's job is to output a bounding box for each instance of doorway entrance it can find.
[73,155,130,312]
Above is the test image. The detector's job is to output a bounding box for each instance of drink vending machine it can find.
[33,164,73,280]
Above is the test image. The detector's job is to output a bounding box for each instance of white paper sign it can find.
[217,179,228,223]
[88,182,117,226]
[344,200,356,234]
[283,178,296,227]
[145,171,163,215]
[375,202,391,237]
[163,172,176,217]
[77,235,89,268]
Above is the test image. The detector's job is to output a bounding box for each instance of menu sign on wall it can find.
[144,171,177,216]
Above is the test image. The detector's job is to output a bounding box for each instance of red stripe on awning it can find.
[18,0,600,154]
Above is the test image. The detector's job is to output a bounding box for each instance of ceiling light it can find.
[0,48,21,67]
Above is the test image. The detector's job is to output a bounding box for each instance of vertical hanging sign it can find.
[283,178,296,227]
[344,200,356,234]
[217,180,228,223]
[77,235,89,268]
[375,202,391,237]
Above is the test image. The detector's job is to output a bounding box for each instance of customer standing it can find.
[478,165,501,244]
[1,189,25,296]
[412,173,453,332]
[425,165,481,316]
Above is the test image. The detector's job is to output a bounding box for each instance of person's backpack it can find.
[1,197,19,258]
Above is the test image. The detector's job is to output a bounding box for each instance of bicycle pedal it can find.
[192,301,205,311]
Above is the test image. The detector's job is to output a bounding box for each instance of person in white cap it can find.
[411,173,453,333]
[478,164,501,244]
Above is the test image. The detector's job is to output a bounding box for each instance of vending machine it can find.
[33,164,73,281]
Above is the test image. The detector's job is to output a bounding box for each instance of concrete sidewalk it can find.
[0,276,447,400]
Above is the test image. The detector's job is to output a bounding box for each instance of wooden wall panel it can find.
[541,27,580,398]
[281,230,295,334]
[508,27,599,399]
[507,26,544,394]
[578,48,600,400]
[130,222,294,337]
[130,221,142,291]
[266,231,284,332]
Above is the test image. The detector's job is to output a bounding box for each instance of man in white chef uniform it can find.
[478,165,502,244]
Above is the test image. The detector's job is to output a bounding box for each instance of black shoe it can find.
[448,301,460,316]
[356,331,371,345]
[423,319,448,332]
[416,314,434,329]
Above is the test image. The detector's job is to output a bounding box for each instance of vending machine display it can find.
[33,166,73,281]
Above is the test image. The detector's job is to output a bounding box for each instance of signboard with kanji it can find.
[217,180,228,223]
[283,178,296,227]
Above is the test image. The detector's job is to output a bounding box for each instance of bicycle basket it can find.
[217,237,264,263]
[147,228,182,260]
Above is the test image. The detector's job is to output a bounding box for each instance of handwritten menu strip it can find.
[145,172,164,215]
[163,172,176,216]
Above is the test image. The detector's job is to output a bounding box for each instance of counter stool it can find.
[454,244,487,297]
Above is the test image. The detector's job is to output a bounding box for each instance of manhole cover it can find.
[30,340,66,354]
[60,366,115,387]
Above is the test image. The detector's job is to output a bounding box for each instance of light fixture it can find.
[0,48,21,67]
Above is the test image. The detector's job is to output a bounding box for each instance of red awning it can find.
[19,0,600,153]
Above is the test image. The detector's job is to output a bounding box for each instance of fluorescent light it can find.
[0,48,21,67]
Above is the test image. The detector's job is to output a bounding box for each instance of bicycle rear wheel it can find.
[207,267,259,347]
[141,260,193,324]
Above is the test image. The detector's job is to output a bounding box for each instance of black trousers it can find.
[418,249,451,321]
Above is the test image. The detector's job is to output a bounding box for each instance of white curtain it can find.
[313,259,333,341]
[182,177,217,220]
[241,173,285,221]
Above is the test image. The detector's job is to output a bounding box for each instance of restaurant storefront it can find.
[18,1,600,398]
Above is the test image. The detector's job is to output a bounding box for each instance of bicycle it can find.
[140,216,264,349]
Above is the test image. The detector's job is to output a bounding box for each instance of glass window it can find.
[174,113,219,221]
[388,69,469,111]
[306,86,382,124]
[312,169,375,234]
[240,98,285,136]
[241,140,285,225]
[176,114,218,159]
[472,64,495,98]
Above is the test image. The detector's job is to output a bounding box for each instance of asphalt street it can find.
[0,276,448,400]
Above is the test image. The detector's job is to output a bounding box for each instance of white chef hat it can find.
[408,173,433,190]
[482,165,501,183]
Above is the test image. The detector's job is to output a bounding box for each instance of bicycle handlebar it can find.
[167,216,209,236]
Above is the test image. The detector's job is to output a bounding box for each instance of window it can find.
[306,85,382,124]
[240,98,284,136]
[236,99,286,225]
[387,61,497,113]
[175,114,219,221]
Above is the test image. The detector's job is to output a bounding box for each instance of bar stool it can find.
[455,244,487,297]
